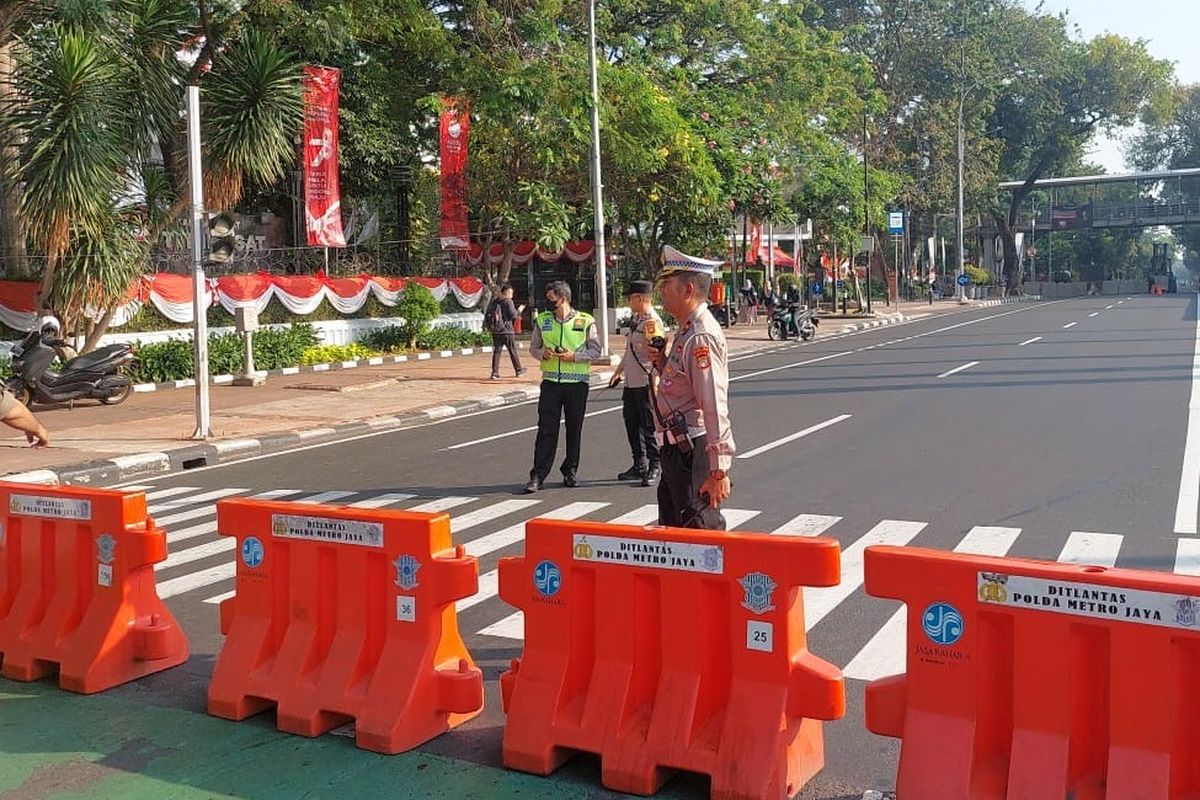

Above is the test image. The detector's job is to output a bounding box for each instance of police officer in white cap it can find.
[647,251,735,529]
[609,279,663,487]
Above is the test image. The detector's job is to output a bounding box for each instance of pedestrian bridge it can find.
[1000,167,1200,231]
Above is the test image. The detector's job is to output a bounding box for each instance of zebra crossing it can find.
[127,484,1200,681]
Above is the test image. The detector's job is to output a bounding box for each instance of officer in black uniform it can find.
[609,280,663,486]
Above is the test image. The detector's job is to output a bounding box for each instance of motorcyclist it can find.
[782,282,802,336]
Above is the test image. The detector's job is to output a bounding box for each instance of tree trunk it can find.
[80,306,116,354]
[0,39,26,277]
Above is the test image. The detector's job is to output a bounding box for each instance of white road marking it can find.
[1106,304,1115,310]
[292,490,357,505]
[1175,538,1200,576]
[844,526,1020,681]
[1057,531,1122,567]
[803,520,927,631]
[157,563,236,599]
[771,513,841,536]
[736,414,852,459]
[157,538,234,571]
[1062,322,1077,329]
[451,500,541,534]
[1018,337,1042,346]
[408,496,476,513]
[145,486,199,502]
[937,361,979,379]
[442,405,623,451]
[347,493,417,509]
[203,590,234,605]
[251,489,304,499]
[1176,293,1200,535]
[1089,312,1099,318]
[150,487,246,512]
[606,504,661,526]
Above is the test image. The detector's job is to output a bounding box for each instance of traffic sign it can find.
[835,280,845,289]
[887,211,904,234]
[956,273,971,287]
[811,282,823,295]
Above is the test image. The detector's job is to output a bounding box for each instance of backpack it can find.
[486,299,505,333]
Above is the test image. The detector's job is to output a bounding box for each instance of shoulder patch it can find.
[694,344,711,370]
[573,317,587,330]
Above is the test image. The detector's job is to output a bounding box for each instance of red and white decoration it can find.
[303,66,347,248]
[461,240,596,268]
[438,97,471,250]
[0,273,487,331]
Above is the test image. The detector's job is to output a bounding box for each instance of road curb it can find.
[2,374,608,486]
[131,343,524,393]
[834,313,908,334]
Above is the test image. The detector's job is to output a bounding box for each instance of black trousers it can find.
[531,380,589,481]
[657,436,726,530]
[621,386,659,470]
[491,333,521,375]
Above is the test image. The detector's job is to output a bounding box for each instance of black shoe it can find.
[642,464,661,487]
[617,465,644,481]
[563,474,579,488]
[523,478,543,494]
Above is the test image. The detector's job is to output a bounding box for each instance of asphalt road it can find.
[99,292,1196,799]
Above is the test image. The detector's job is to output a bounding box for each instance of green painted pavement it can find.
[0,681,588,800]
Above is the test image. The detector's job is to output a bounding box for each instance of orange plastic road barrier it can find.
[0,481,188,693]
[864,545,1200,799]
[207,497,483,754]
[499,519,844,799]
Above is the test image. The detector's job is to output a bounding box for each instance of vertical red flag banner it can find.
[439,97,471,250]
[303,66,346,247]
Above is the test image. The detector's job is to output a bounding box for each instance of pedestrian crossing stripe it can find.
[134,485,1200,679]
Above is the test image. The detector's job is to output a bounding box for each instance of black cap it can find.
[628,280,654,296]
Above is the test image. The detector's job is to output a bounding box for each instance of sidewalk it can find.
[1,299,978,483]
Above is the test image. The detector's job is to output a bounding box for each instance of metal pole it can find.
[586,0,610,357]
[186,85,211,440]
[957,91,967,304]
[864,111,872,313]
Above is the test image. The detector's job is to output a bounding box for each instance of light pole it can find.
[586,0,610,357]
[957,76,1012,304]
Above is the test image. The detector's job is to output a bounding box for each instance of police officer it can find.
[525,280,603,493]
[609,280,662,487]
[648,257,734,529]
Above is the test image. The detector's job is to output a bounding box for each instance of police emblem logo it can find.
[95,533,117,564]
[393,555,421,591]
[540,317,553,331]
[573,537,594,559]
[1175,597,1198,627]
[694,345,711,370]
[272,518,287,537]
[978,572,1008,603]
[644,320,657,337]
[739,572,777,614]
[701,546,723,573]
[8,497,18,514]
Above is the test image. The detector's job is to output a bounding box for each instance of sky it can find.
[1028,0,1198,173]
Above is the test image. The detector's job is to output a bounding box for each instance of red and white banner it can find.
[439,97,471,250]
[303,66,346,247]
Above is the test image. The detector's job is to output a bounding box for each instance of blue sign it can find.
[922,602,964,646]
[739,572,778,614]
[835,280,845,289]
[810,282,823,295]
[956,273,971,287]
[533,560,562,597]
[393,555,421,591]
[241,536,264,569]
[887,211,904,234]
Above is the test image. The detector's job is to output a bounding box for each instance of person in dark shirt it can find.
[488,283,526,380]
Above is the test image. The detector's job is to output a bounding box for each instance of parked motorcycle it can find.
[767,303,818,341]
[5,317,135,407]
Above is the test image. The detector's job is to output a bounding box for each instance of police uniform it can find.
[651,264,735,529]
[527,307,603,490]
[617,280,663,485]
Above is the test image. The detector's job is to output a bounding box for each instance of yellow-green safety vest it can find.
[537,310,594,383]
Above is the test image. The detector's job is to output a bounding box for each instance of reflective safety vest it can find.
[537,310,594,383]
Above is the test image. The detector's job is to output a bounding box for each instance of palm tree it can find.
[6,0,302,347]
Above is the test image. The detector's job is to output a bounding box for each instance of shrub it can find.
[777,273,801,294]
[397,283,441,348]
[964,264,991,286]
[128,323,321,383]
[362,326,407,353]
[0,355,10,380]
[415,326,489,350]
[300,343,376,366]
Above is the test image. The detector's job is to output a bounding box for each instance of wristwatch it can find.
[709,469,728,480]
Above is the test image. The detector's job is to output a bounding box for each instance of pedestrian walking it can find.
[1,386,49,448]
[741,279,759,324]
[485,283,526,380]
[609,280,663,487]
[648,256,735,529]
[927,270,937,304]
[525,281,603,493]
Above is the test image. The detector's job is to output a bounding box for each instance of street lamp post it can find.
[586,0,610,357]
